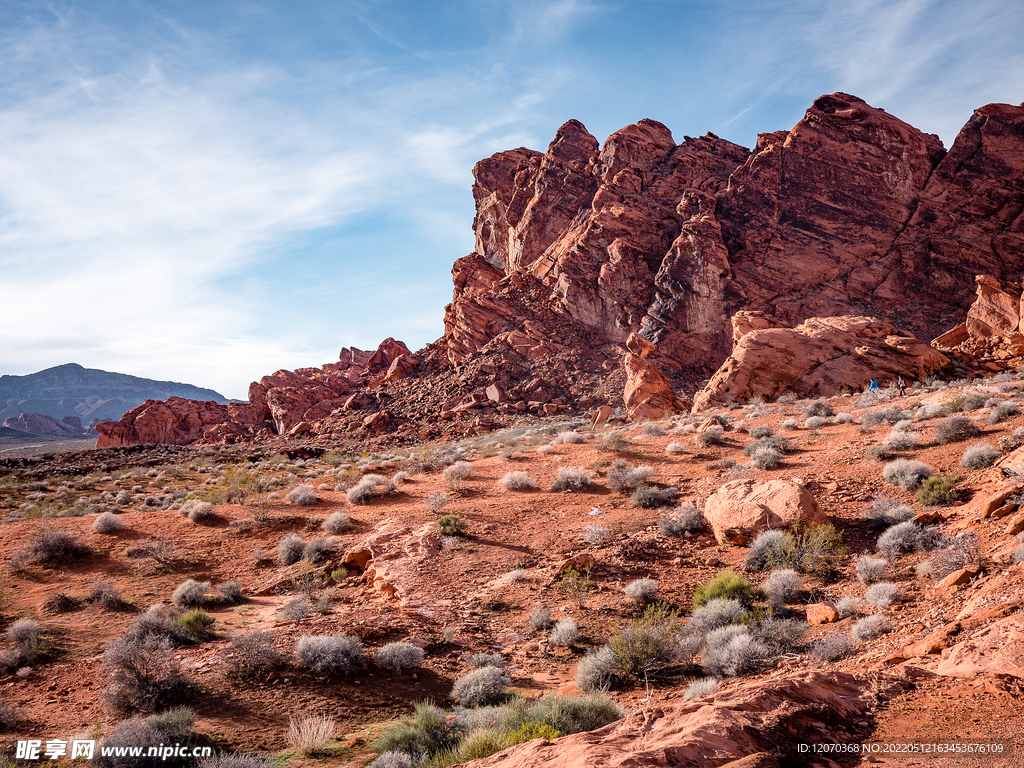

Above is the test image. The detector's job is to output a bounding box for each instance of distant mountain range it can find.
[0,363,228,427]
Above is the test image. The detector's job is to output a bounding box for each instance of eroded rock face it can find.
[933,275,1024,369]
[692,316,948,411]
[704,479,827,546]
[2,413,92,435]
[449,94,1024,377]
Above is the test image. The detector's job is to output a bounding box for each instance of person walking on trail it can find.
[897,376,906,396]
[869,380,879,392]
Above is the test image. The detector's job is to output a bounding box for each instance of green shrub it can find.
[607,602,681,679]
[171,579,210,609]
[169,609,214,643]
[745,530,799,571]
[692,570,760,609]
[437,515,467,537]
[629,484,674,508]
[916,475,959,507]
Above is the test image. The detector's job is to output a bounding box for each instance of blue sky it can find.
[2,0,1022,399]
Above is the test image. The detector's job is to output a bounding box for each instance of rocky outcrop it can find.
[933,275,1024,370]
[449,93,1024,378]
[703,479,827,546]
[2,413,93,435]
[692,316,948,411]
[462,670,902,768]
[622,333,690,420]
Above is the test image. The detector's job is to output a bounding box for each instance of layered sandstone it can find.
[692,315,948,410]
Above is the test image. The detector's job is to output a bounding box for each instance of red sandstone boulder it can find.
[693,315,947,410]
[704,479,827,546]
[622,332,690,420]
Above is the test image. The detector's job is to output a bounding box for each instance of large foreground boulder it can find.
[463,670,902,768]
[692,315,947,410]
[704,479,827,546]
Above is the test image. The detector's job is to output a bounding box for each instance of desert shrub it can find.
[630,484,675,508]
[322,511,350,534]
[696,425,725,446]
[834,412,855,424]
[437,514,467,537]
[347,475,396,505]
[851,615,890,642]
[171,579,210,609]
[606,460,654,492]
[442,461,473,492]
[170,609,215,643]
[599,432,632,452]
[0,700,21,731]
[836,596,867,618]
[960,443,1000,469]
[575,646,619,692]
[469,652,504,669]
[102,634,191,713]
[877,521,943,561]
[803,399,834,417]
[930,532,981,578]
[376,642,425,675]
[988,402,1020,424]
[659,504,704,536]
[809,632,856,662]
[280,596,311,622]
[287,713,335,755]
[277,533,306,565]
[554,430,586,444]
[225,631,280,680]
[762,569,802,604]
[452,667,510,707]
[45,590,80,613]
[529,607,554,631]
[607,602,681,679]
[862,498,915,529]
[577,526,607,547]
[683,678,719,699]
[882,458,933,489]
[182,500,217,523]
[7,619,40,648]
[865,582,901,608]
[916,403,948,420]
[750,446,783,469]
[916,475,959,506]
[296,634,366,675]
[665,442,687,455]
[687,598,747,635]
[423,491,451,513]
[372,701,460,759]
[92,512,125,534]
[804,416,829,430]
[701,628,769,677]
[855,555,890,585]
[640,422,666,437]
[90,577,128,610]
[780,418,799,430]
[217,581,244,605]
[885,430,919,451]
[745,530,798,571]
[368,752,421,768]
[934,415,980,444]
[499,471,536,491]
[623,578,658,603]
[692,570,759,609]
[287,484,317,507]
[550,467,595,492]
[751,617,806,651]
[862,406,911,427]
[747,425,773,439]
[866,445,896,462]
[17,528,91,566]
[557,566,592,608]
[549,618,578,647]
[302,536,337,563]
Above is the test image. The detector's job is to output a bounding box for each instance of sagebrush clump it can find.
[934,415,980,444]
[451,666,510,707]
[882,459,933,489]
[287,484,317,506]
[550,467,595,492]
[659,504,704,536]
[375,642,424,675]
[499,471,537,491]
[296,634,366,675]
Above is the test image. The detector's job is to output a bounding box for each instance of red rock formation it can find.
[450,93,1024,377]
[703,479,828,546]
[693,315,948,411]
[621,333,690,420]
[933,275,1024,369]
